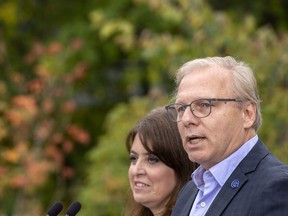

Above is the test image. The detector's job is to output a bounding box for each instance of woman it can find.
[124,107,197,216]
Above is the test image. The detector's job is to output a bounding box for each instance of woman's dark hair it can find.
[124,107,197,216]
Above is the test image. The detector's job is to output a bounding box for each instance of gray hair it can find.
[175,56,262,131]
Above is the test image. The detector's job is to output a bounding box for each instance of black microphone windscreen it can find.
[47,201,63,216]
[65,201,81,216]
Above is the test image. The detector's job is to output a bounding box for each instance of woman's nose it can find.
[132,161,146,176]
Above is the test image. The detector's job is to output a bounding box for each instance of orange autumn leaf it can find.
[61,100,76,113]
[66,124,90,144]
[11,175,27,188]
[0,166,8,176]
[46,42,63,55]
[2,149,20,163]
[4,109,23,126]
[42,98,55,113]
[62,166,74,179]
[26,160,52,186]
[70,38,83,50]
[62,140,74,153]
[45,145,64,166]
[27,78,44,94]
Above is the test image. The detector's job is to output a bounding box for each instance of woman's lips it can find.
[133,181,150,190]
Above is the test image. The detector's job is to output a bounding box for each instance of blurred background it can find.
[0,0,288,215]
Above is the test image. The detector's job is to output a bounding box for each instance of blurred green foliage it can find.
[207,0,288,30]
[0,0,287,215]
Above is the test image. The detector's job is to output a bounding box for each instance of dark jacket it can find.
[171,139,288,216]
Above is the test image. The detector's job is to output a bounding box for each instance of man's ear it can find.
[243,102,256,129]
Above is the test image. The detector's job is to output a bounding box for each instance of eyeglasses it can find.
[165,98,242,122]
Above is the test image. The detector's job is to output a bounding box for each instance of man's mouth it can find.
[187,136,205,144]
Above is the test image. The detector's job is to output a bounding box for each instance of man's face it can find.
[176,66,255,169]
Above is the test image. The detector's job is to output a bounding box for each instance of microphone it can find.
[47,201,63,216]
[65,201,82,216]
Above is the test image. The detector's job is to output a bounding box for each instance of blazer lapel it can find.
[182,184,199,215]
[172,181,199,216]
[205,168,248,216]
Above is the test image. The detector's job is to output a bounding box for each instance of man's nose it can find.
[181,107,198,126]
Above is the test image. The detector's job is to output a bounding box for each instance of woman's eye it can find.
[129,155,137,163]
[148,155,160,164]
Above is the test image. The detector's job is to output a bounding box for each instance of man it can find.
[165,56,288,216]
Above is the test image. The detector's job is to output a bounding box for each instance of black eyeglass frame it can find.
[165,98,242,122]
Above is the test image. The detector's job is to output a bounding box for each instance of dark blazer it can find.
[171,139,288,216]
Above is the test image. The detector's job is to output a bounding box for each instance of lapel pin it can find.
[231,179,240,188]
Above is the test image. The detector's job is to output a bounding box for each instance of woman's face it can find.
[128,134,177,215]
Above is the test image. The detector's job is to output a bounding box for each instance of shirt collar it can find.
[192,135,259,187]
